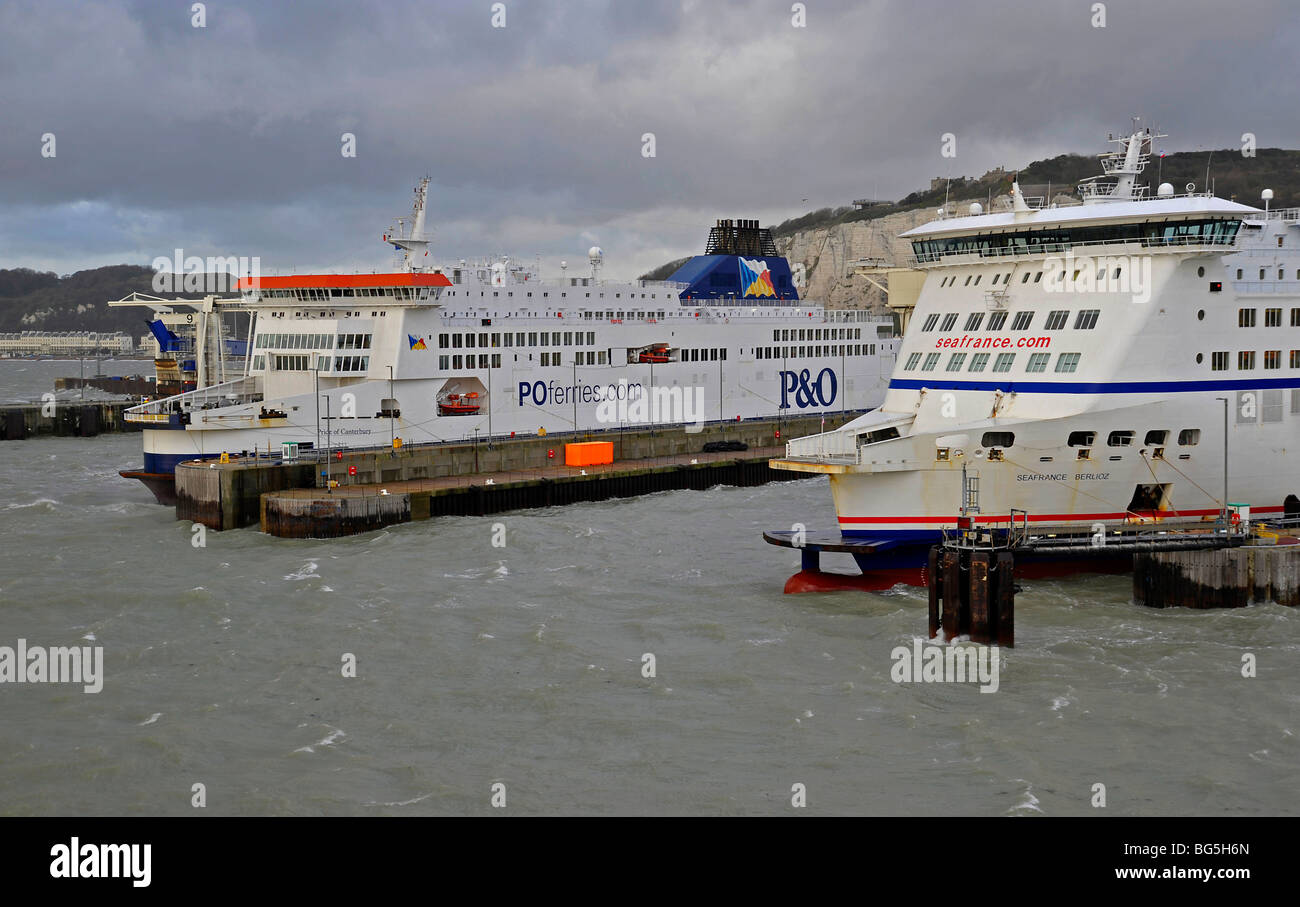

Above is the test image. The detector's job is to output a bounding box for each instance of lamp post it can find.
[1216,396,1229,526]
[314,366,320,452]
[322,393,332,493]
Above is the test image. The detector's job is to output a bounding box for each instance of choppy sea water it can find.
[0,364,1297,816]
[1,358,150,404]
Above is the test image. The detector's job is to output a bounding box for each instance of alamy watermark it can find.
[151,249,260,294]
[1042,250,1151,304]
[595,380,705,433]
[890,638,1000,693]
[0,638,103,693]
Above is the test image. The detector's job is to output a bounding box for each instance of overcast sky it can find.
[2,0,1297,280]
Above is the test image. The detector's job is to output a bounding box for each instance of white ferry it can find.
[121,184,899,502]
[773,126,1300,584]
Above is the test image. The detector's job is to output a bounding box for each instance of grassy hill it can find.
[0,266,227,335]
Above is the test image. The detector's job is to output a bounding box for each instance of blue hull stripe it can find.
[143,452,220,475]
[890,377,1300,394]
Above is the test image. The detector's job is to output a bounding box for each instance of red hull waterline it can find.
[782,556,1134,594]
[120,470,177,506]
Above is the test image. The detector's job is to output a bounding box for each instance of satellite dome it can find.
[588,246,603,260]
[1262,188,1275,201]
[969,202,983,215]
[1157,182,1174,198]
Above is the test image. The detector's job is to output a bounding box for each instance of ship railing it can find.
[909,234,1240,265]
[1245,206,1300,223]
[1231,280,1300,294]
[784,429,858,460]
[125,375,263,421]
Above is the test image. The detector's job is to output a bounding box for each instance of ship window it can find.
[1211,351,1229,370]
[1068,431,1096,447]
[1237,269,1243,279]
[921,313,940,331]
[1021,272,1030,283]
[964,276,972,286]
[1074,309,1100,330]
[1238,351,1256,370]
[1144,430,1169,446]
[981,432,1014,448]
[968,352,990,372]
[1198,267,1205,278]
[1010,311,1033,331]
[438,355,448,369]
[1026,352,1050,373]
[946,353,967,372]
[921,353,941,371]
[1265,308,1282,327]
[1178,429,1200,446]
[992,352,1015,373]
[992,273,1000,285]
[939,312,958,331]
[903,353,922,371]
[1054,352,1081,373]
[1292,350,1300,368]
[858,426,901,446]
[964,312,984,331]
[973,275,981,285]
[986,311,1007,331]
[1265,350,1281,369]
[1239,308,1257,327]
[438,334,449,348]
[1044,310,1069,330]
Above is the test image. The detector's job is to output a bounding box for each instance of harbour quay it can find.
[2,400,142,439]
[175,413,854,537]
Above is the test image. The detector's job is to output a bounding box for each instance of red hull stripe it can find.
[235,272,453,290]
[839,505,1284,524]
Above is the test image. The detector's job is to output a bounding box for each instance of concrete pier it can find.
[175,413,859,533]
[260,449,791,538]
[1133,542,1300,608]
[2,401,141,439]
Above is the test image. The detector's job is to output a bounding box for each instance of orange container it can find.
[565,441,614,467]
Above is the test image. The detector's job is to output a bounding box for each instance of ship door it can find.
[1126,483,1172,518]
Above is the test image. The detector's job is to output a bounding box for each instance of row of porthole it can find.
[976,429,1200,450]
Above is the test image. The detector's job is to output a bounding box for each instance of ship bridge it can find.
[235,271,452,305]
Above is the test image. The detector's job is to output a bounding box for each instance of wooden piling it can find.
[928,544,1015,647]
[995,551,1015,647]
[927,547,941,639]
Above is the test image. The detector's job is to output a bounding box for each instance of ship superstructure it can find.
[120,189,899,502]
[773,126,1300,577]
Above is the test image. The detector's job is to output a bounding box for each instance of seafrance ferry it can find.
[121,184,899,502]
[773,126,1300,586]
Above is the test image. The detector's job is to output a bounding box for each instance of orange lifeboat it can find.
[438,391,482,416]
